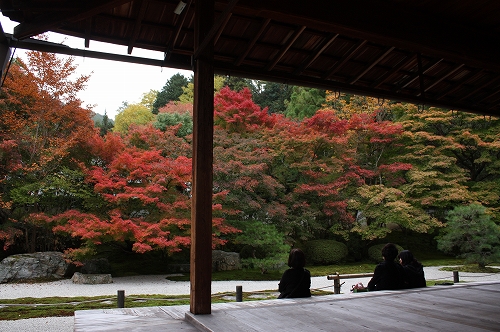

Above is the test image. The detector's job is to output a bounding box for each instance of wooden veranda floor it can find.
[74,281,500,331]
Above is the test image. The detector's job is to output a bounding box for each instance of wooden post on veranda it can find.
[190,0,214,315]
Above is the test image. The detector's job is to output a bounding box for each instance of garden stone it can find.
[212,250,241,271]
[72,272,113,284]
[0,251,69,283]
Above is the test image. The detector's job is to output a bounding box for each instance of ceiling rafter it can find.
[293,33,338,76]
[323,39,367,80]
[84,18,92,48]
[6,33,192,69]
[2,0,500,116]
[422,63,465,94]
[417,53,425,97]
[485,94,500,110]
[251,0,500,72]
[234,17,270,66]
[127,0,149,54]
[13,0,132,39]
[193,0,239,60]
[265,25,306,71]
[164,0,193,61]
[435,69,484,100]
[349,46,395,84]
[213,12,232,46]
[370,54,415,89]
[458,76,500,102]
[476,85,500,105]
[396,58,443,92]
[212,58,499,115]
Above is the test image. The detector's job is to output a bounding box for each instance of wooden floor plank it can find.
[346,291,499,331]
[77,282,500,331]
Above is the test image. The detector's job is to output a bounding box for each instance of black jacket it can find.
[402,263,426,288]
[278,268,311,298]
[368,260,405,291]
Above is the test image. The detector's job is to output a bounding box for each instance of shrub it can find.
[437,204,500,268]
[304,240,348,265]
[368,243,404,262]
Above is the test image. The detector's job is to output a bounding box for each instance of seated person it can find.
[368,243,405,291]
[278,248,311,298]
[398,250,426,288]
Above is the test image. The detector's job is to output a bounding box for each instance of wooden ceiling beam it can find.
[212,59,498,116]
[127,0,149,54]
[349,46,394,84]
[476,86,500,105]
[323,39,367,80]
[396,58,443,92]
[370,54,415,89]
[193,0,239,60]
[417,53,425,97]
[458,76,500,102]
[237,0,500,72]
[294,33,338,76]
[165,0,193,61]
[266,25,306,71]
[13,0,132,39]
[234,17,270,66]
[6,34,192,70]
[435,69,484,100]
[422,63,465,94]
[84,18,91,48]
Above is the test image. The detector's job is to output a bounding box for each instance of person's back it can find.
[399,250,426,288]
[368,243,405,291]
[278,267,311,298]
[278,248,311,299]
[368,260,404,291]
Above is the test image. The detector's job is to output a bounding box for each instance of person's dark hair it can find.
[288,248,306,269]
[398,250,420,266]
[381,243,398,261]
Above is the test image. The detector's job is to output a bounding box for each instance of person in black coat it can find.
[398,250,426,288]
[367,243,405,291]
[278,248,311,298]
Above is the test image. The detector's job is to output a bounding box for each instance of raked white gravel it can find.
[1,266,499,332]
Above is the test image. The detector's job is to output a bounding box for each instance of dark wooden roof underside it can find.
[1,0,500,116]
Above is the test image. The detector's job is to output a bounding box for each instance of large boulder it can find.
[212,250,241,272]
[0,252,70,283]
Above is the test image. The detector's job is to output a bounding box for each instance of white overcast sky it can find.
[1,14,192,119]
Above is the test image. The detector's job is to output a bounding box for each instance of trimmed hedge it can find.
[304,240,348,265]
[368,243,404,262]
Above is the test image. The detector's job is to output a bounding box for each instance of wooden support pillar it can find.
[190,0,214,315]
[0,24,12,82]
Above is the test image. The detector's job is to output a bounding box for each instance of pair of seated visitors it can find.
[367,243,426,291]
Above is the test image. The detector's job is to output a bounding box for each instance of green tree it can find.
[152,73,189,114]
[154,112,193,137]
[284,86,325,120]
[252,81,292,114]
[114,104,155,134]
[234,221,289,274]
[95,111,114,136]
[437,204,500,268]
[396,106,494,220]
[223,75,251,91]
[178,75,225,103]
[178,83,193,103]
[141,89,158,112]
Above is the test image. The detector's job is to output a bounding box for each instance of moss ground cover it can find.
[2,257,497,321]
